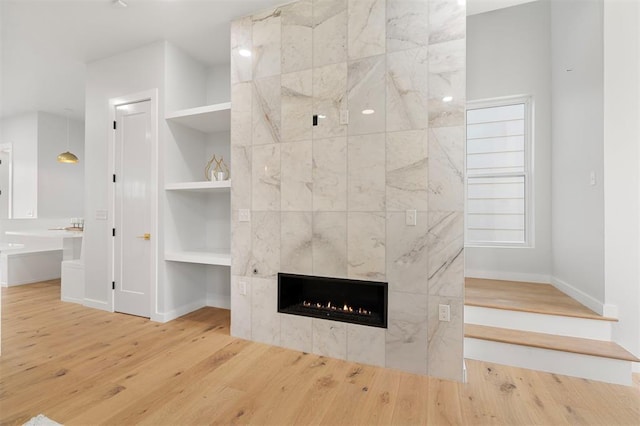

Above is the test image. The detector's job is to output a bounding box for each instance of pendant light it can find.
[57,109,79,164]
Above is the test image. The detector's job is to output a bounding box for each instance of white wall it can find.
[466,1,552,282]
[550,0,605,308]
[603,0,640,362]
[206,64,231,104]
[0,112,38,218]
[84,41,165,310]
[37,111,84,219]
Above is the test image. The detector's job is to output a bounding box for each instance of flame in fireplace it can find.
[302,300,371,315]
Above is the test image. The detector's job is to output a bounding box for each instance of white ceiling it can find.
[0,0,536,121]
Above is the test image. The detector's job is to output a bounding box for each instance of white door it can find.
[114,100,153,318]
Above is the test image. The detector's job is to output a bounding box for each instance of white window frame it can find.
[464,94,535,248]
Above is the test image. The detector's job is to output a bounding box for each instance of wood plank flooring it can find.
[465,277,617,320]
[2,281,639,425]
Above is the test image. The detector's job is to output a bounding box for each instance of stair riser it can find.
[465,337,632,386]
[465,306,613,341]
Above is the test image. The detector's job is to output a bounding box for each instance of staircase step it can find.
[465,305,613,341]
[465,278,616,321]
[465,324,639,362]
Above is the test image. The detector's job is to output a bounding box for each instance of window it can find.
[465,96,533,247]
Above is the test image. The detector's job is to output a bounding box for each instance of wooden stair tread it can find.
[465,278,617,321]
[465,324,640,362]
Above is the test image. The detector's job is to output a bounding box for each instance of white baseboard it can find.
[550,276,613,317]
[465,269,551,284]
[155,300,206,323]
[61,296,84,305]
[207,294,231,310]
[83,298,111,311]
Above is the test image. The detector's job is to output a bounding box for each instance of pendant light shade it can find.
[58,109,79,164]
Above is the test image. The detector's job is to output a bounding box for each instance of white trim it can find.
[83,297,111,311]
[634,362,640,374]
[155,301,207,323]
[108,89,159,319]
[0,143,13,218]
[550,276,615,318]
[61,296,84,304]
[465,269,550,284]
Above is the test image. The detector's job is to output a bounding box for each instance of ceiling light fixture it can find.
[57,109,79,164]
[442,96,453,103]
[113,0,128,8]
[238,48,252,57]
[361,109,375,115]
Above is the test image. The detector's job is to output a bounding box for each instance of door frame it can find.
[108,89,159,321]
[0,143,13,219]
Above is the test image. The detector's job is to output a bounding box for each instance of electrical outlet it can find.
[239,280,247,296]
[239,209,251,222]
[438,304,450,322]
[340,110,349,125]
[590,171,597,186]
[405,209,417,226]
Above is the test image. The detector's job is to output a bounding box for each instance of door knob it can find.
[137,233,151,240]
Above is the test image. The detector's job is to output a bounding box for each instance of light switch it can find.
[239,209,251,222]
[405,209,417,226]
[590,171,597,186]
[239,280,247,296]
[95,210,108,220]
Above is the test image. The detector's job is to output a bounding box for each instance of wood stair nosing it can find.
[464,324,640,363]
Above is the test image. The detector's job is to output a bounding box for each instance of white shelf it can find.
[165,180,231,192]
[165,249,231,266]
[165,102,231,133]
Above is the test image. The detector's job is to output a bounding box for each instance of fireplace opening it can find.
[278,273,388,328]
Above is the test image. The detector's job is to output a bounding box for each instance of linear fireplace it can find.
[278,273,388,328]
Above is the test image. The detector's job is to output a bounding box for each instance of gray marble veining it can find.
[281,211,313,275]
[252,8,282,79]
[230,275,252,339]
[428,0,465,45]
[313,62,348,139]
[428,295,464,381]
[281,0,313,73]
[348,133,386,211]
[348,55,386,136]
[231,83,252,147]
[386,0,429,52]
[387,47,429,132]
[281,70,313,143]
[312,137,347,211]
[281,313,313,352]
[312,318,347,359]
[252,144,281,211]
[312,211,348,278]
[281,141,313,211]
[347,323,386,367]
[386,129,429,211]
[428,126,464,212]
[347,212,386,280]
[348,0,386,60]
[231,17,253,84]
[250,211,281,278]
[385,290,428,374]
[313,0,348,67]
[428,211,464,298]
[251,277,281,345]
[253,76,282,146]
[386,211,429,294]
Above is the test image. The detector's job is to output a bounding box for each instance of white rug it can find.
[23,414,62,426]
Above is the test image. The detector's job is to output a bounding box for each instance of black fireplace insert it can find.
[277,273,388,328]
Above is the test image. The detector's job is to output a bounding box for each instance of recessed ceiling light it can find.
[361,109,375,115]
[113,0,128,8]
[442,96,453,103]
[318,114,327,119]
[238,49,252,57]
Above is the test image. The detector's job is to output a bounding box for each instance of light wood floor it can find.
[465,277,616,320]
[2,281,639,426]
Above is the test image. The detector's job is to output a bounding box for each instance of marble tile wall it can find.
[230,0,465,381]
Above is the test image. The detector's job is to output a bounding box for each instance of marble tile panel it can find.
[428,126,464,212]
[281,0,313,73]
[313,0,348,67]
[428,296,464,381]
[281,211,313,275]
[253,76,281,146]
[231,83,252,147]
[386,0,429,53]
[427,211,464,298]
[348,55,386,136]
[281,141,313,211]
[251,277,280,345]
[231,217,252,277]
[346,323,386,367]
[230,275,252,340]
[348,0,386,60]
[231,17,252,84]
[281,314,313,353]
[312,212,348,278]
[386,129,429,211]
[428,0,466,46]
[347,212,385,281]
[252,144,281,211]
[428,39,465,128]
[386,211,429,294]
[313,62,348,140]
[387,48,429,132]
[312,318,347,359]
[251,211,281,278]
[252,8,282,79]
[312,137,347,211]
[348,133,386,211]
[231,146,252,212]
[281,70,313,143]
[385,291,428,375]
